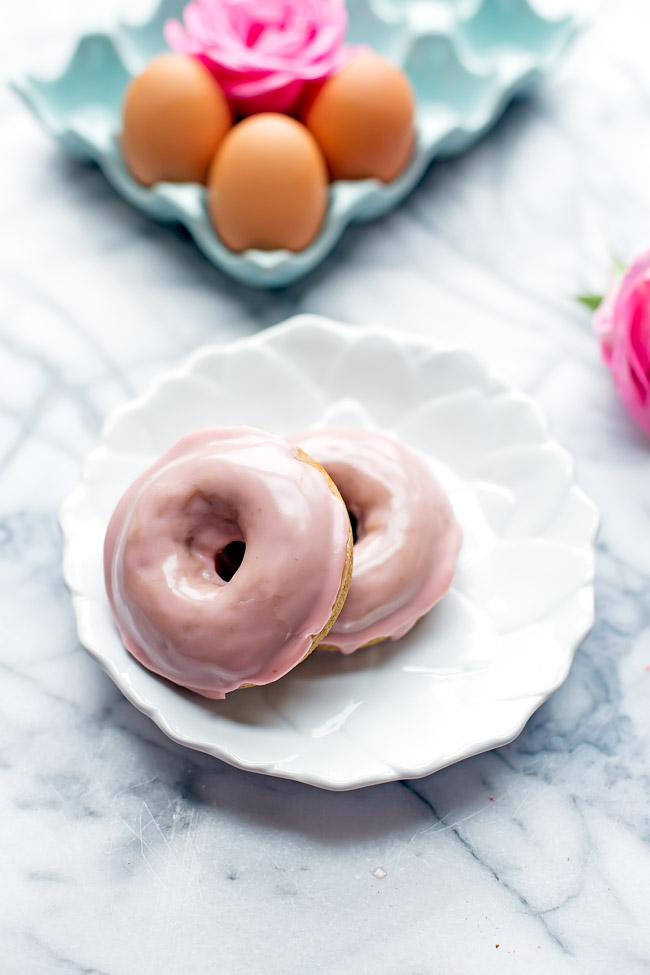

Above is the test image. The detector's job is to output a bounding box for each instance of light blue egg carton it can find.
[12,0,577,289]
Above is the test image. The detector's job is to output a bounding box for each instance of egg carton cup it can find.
[12,0,577,289]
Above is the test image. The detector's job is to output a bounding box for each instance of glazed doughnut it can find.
[295,429,462,653]
[104,427,353,698]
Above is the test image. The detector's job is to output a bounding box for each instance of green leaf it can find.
[577,294,603,311]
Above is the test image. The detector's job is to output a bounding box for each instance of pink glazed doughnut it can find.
[295,429,462,654]
[104,427,353,699]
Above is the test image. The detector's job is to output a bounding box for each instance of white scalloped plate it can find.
[60,317,598,789]
[13,0,577,288]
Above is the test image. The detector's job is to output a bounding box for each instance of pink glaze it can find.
[295,429,462,653]
[104,427,351,698]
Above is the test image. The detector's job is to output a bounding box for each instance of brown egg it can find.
[122,54,231,186]
[303,53,416,183]
[208,114,328,252]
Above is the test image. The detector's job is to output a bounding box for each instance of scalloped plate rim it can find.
[59,315,599,790]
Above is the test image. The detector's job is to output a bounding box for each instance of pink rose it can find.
[593,250,650,435]
[164,0,352,116]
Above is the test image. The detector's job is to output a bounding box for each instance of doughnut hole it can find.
[347,509,360,545]
[336,493,364,545]
[184,493,245,584]
[214,540,246,582]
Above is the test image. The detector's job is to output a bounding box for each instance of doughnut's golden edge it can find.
[298,447,354,656]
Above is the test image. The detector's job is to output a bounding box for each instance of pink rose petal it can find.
[594,250,650,435]
[164,0,353,115]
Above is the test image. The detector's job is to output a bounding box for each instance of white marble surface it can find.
[3,1,650,972]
